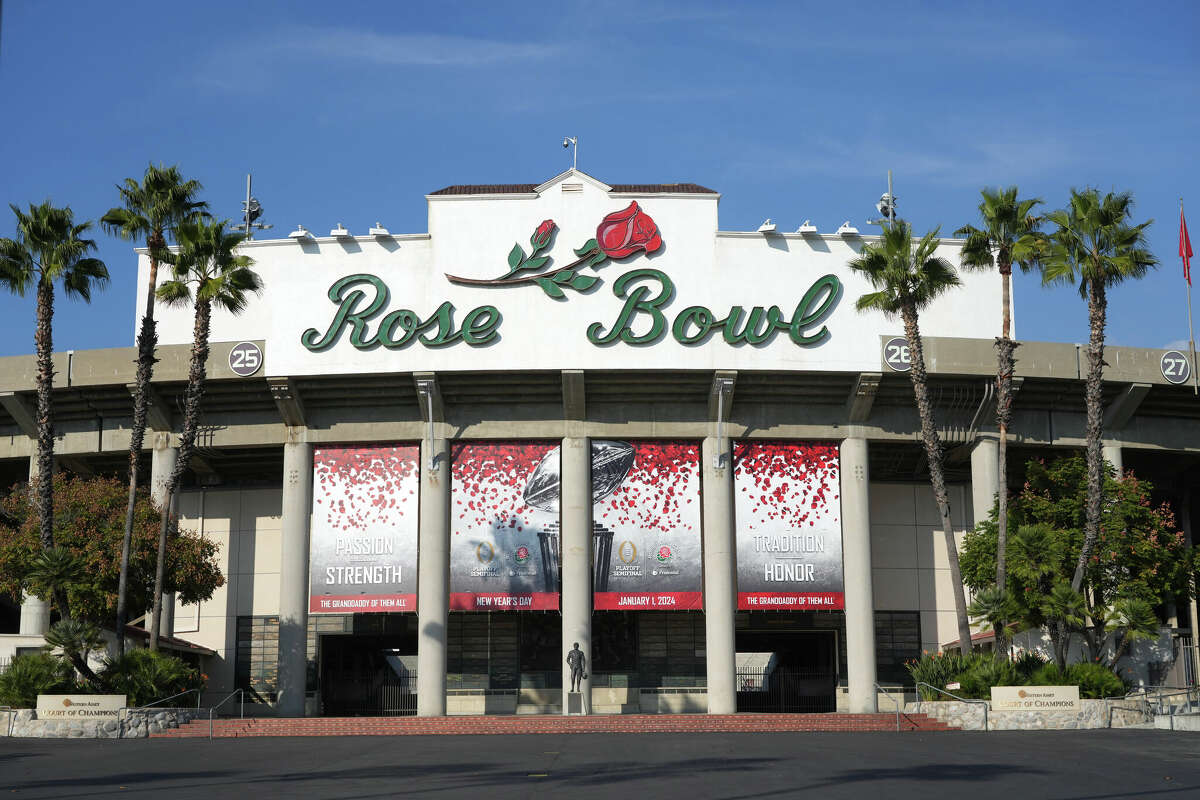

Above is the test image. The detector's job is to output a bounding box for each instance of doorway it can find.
[735,628,838,712]
[320,630,417,716]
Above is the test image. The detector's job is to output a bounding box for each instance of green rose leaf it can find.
[524,256,549,272]
[534,277,566,299]
[508,243,526,270]
[569,274,599,292]
[574,238,599,256]
[587,251,608,268]
[552,270,576,283]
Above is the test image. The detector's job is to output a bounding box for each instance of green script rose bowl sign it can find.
[138,173,1004,375]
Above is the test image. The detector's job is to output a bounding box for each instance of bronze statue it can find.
[566,642,587,692]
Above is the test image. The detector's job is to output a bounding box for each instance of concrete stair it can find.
[152,712,957,738]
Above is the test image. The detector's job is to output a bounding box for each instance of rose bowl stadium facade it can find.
[1,169,1198,717]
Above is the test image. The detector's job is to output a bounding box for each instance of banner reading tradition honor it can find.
[450,441,560,610]
[734,441,844,610]
[591,440,703,610]
[309,445,419,613]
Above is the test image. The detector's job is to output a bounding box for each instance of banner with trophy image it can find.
[591,440,703,610]
[734,441,843,610]
[309,445,419,613]
[450,441,561,610]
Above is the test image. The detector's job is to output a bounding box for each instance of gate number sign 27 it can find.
[883,336,912,372]
[1160,350,1191,385]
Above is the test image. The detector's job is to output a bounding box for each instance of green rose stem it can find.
[445,247,602,287]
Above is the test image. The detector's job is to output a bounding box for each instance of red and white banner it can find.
[592,440,703,610]
[309,445,419,614]
[450,441,561,610]
[734,441,843,610]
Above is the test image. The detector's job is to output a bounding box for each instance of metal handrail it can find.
[208,689,244,740]
[914,682,989,732]
[874,683,902,732]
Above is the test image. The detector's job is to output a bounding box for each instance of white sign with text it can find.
[990,685,1081,712]
[36,694,126,719]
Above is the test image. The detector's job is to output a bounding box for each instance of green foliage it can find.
[0,653,74,707]
[0,474,225,622]
[957,657,1021,700]
[906,651,988,699]
[1039,188,1157,297]
[849,220,961,317]
[101,163,208,248]
[968,586,1020,634]
[955,186,1043,275]
[155,219,261,314]
[0,201,109,300]
[101,649,204,707]
[1030,662,1128,699]
[1013,650,1048,681]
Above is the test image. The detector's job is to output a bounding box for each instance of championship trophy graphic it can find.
[522,440,636,592]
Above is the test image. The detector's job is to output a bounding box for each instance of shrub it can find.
[1029,663,1066,686]
[0,653,74,707]
[101,649,204,707]
[1066,662,1128,699]
[906,651,988,699]
[957,657,1021,699]
[1013,650,1048,681]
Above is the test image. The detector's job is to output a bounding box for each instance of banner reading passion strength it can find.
[592,440,702,610]
[734,441,844,610]
[450,441,560,610]
[309,445,419,613]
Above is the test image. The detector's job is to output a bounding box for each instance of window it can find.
[235,615,279,702]
[875,611,921,684]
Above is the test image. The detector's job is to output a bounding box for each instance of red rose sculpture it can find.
[530,219,556,252]
[596,201,662,259]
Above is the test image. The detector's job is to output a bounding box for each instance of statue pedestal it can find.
[566,691,586,715]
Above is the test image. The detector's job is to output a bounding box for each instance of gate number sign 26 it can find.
[1160,350,1191,385]
[229,341,263,377]
[883,336,912,372]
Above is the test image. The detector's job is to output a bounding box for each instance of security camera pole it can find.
[563,136,578,171]
[233,174,273,241]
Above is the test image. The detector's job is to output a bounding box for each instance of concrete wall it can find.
[174,487,283,700]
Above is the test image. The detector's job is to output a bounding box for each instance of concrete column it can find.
[417,437,450,717]
[1102,443,1124,477]
[560,436,591,714]
[19,455,50,635]
[702,436,737,714]
[276,433,312,717]
[969,436,999,528]
[150,436,178,639]
[840,437,877,713]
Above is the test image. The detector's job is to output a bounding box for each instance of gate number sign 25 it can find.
[229,341,263,377]
[883,336,912,372]
[1160,350,1191,385]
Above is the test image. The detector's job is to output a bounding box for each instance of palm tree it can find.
[101,165,207,656]
[955,187,1043,656]
[0,203,109,550]
[147,219,261,649]
[850,221,974,655]
[1040,189,1156,593]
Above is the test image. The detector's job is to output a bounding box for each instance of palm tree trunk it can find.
[993,266,1016,658]
[33,278,55,551]
[901,304,974,656]
[1071,281,1106,593]
[149,298,210,650]
[116,245,162,657]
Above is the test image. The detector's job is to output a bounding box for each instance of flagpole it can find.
[1186,199,1199,395]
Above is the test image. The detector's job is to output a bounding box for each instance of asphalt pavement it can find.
[1,729,1196,799]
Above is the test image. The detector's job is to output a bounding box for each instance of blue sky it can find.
[1,0,1197,357]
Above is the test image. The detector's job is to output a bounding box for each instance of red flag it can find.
[1183,207,1194,286]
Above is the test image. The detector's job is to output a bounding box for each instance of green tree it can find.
[0,203,109,550]
[101,165,208,656]
[43,618,106,689]
[850,220,973,655]
[0,473,225,624]
[961,455,1191,669]
[1040,190,1157,593]
[955,187,1043,656]
[149,219,261,648]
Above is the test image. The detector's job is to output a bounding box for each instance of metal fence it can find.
[735,667,837,713]
[322,669,418,717]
